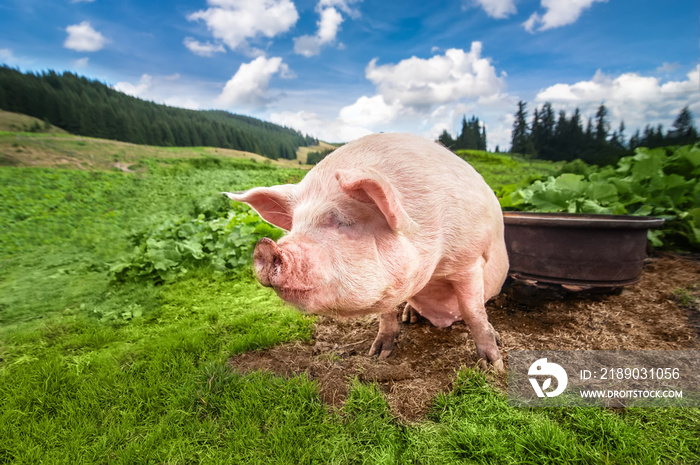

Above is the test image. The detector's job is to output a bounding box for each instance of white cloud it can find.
[524,0,606,32]
[217,56,291,109]
[472,0,516,19]
[339,95,402,127]
[293,35,322,58]
[270,110,371,142]
[363,43,506,111]
[0,48,17,64]
[64,21,107,52]
[74,57,89,68]
[187,0,298,54]
[70,0,96,3]
[318,0,361,18]
[534,66,700,136]
[183,37,226,57]
[113,74,154,98]
[317,7,344,43]
[656,62,680,74]
[294,0,360,57]
[112,74,213,110]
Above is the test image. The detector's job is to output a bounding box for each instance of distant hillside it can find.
[0,66,316,159]
[0,109,67,134]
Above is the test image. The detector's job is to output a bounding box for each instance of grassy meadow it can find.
[1,129,698,464]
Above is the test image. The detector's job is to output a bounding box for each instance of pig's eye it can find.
[328,211,355,228]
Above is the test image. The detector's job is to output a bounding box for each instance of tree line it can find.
[437,115,487,151]
[0,66,317,159]
[510,100,698,165]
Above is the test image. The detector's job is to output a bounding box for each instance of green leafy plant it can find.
[497,144,700,250]
[110,201,284,283]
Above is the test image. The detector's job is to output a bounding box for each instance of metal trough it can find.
[503,212,665,288]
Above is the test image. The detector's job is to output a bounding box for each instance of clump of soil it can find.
[229,253,700,421]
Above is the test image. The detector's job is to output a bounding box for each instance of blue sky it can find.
[1,0,698,149]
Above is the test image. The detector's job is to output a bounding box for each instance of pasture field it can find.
[1,132,698,464]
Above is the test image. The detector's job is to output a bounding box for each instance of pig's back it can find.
[319,133,500,233]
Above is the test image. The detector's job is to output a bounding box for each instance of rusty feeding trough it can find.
[502,212,665,289]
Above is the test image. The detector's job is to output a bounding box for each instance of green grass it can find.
[456,149,561,189]
[1,133,698,463]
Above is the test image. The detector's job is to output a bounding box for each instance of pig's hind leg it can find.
[452,261,504,372]
[401,303,419,323]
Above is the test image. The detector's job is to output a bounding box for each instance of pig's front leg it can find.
[369,308,400,359]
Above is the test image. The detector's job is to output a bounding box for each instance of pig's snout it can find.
[253,237,283,288]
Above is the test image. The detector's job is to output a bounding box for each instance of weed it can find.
[672,287,698,309]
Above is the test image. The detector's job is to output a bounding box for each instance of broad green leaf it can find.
[529,188,573,212]
[689,208,700,227]
[584,182,618,204]
[631,151,664,181]
[553,173,586,194]
[632,205,653,216]
[579,199,612,214]
[648,229,664,247]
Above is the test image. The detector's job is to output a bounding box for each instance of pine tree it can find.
[534,103,555,159]
[669,106,698,144]
[510,101,533,155]
[629,129,641,149]
[595,104,610,142]
[438,129,455,149]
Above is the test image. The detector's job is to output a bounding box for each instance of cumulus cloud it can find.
[534,66,700,135]
[319,42,511,145]
[359,42,505,113]
[187,0,298,55]
[471,0,516,19]
[64,21,107,52]
[294,0,360,57]
[114,74,154,98]
[524,0,606,32]
[270,110,371,142]
[74,57,90,68]
[217,56,291,109]
[183,37,226,57]
[338,95,402,127]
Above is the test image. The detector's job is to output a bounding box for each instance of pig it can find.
[224,133,509,371]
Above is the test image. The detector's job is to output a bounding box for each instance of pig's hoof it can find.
[492,358,505,373]
[401,304,419,324]
[478,358,505,373]
[369,333,395,359]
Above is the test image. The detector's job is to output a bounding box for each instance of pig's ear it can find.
[335,168,417,234]
[223,185,295,231]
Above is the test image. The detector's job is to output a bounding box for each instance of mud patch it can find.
[229,253,700,421]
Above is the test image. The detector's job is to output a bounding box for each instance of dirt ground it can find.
[229,253,700,421]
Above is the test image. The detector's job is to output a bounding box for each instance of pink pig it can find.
[225,133,509,370]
